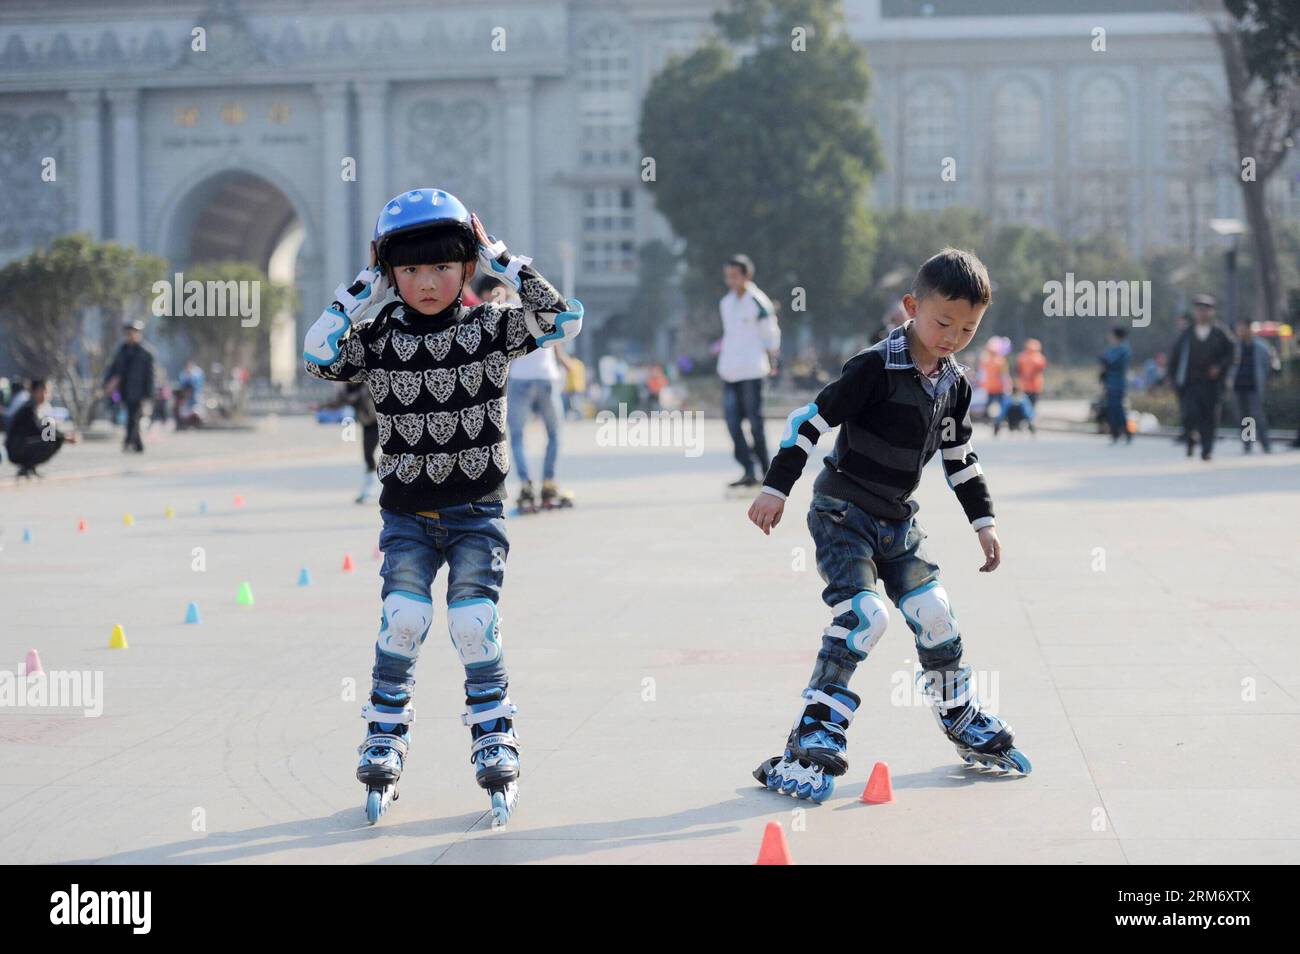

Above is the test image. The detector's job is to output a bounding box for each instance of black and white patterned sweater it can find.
[304,265,578,513]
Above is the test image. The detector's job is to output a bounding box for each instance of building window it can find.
[902,80,958,172]
[578,24,635,169]
[1072,176,1131,243]
[581,188,637,274]
[994,183,1046,226]
[1165,74,1217,164]
[1165,177,1217,254]
[903,183,957,210]
[993,79,1043,164]
[1078,76,1129,163]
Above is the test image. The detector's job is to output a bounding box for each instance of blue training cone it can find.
[184,601,201,624]
[199,501,208,515]
[22,528,32,543]
[297,567,312,587]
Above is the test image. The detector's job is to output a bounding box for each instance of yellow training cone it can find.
[123,513,135,527]
[109,624,128,649]
[236,581,255,606]
[164,505,175,519]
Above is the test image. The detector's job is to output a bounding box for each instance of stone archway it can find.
[156,168,315,388]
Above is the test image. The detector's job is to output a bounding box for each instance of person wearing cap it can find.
[1170,295,1234,461]
[102,319,157,453]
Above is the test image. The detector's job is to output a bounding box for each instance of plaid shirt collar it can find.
[883,320,965,398]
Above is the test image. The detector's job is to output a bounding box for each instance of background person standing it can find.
[717,253,780,488]
[102,319,157,453]
[1171,295,1234,461]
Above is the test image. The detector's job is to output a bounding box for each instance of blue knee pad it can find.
[825,589,888,658]
[898,581,958,650]
[376,590,434,662]
[448,597,502,668]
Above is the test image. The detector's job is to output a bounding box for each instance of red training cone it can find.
[861,761,894,804]
[755,821,793,865]
[342,554,354,572]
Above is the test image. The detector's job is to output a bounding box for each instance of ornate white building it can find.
[0,0,1291,380]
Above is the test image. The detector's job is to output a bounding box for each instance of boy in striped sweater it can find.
[304,189,582,825]
[748,248,1030,802]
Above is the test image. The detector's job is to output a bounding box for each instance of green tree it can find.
[153,260,297,385]
[0,233,166,428]
[639,0,881,341]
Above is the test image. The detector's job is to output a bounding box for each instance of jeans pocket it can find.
[810,494,850,524]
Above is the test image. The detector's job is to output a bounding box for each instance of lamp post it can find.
[1209,218,1247,326]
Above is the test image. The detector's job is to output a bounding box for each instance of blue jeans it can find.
[507,378,561,482]
[722,378,770,478]
[805,492,958,688]
[375,504,509,698]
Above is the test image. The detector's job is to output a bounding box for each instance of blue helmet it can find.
[373,188,473,265]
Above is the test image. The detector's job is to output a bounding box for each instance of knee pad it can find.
[826,589,889,657]
[376,590,434,662]
[899,582,959,650]
[448,598,502,669]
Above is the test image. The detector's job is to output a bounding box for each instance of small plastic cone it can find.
[123,512,134,526]
[297,567,312,586]
[184,602,201,624]
[24,649,43,675]
[236,582,255,606]
[164,505,175,519]
[233,494,245,508]
[342,554,354,572]
[199,501,208,514]
[755,821,793,865]
[861,761,894,804]
[77,518,88,533]
[109,624,128,649]
[22,528,31,543]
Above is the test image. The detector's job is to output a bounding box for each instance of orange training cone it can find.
[861,761,894,804]
[233,494,246,508]
[755,821,793,865]
[77,518,88,533]
[342,553,354,572]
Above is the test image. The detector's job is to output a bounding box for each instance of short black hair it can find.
[382,225,476,269]
[725,254,754,277]
[30,377,47,389]
[1111,326,1127,340]
[912,248,992,307]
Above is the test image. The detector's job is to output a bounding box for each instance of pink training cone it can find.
[342,553,355,572]
[25,649,43,675]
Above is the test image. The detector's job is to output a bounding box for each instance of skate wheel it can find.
[1006,749,1032,775]
[365,788,382,825]
[489,785,517,826]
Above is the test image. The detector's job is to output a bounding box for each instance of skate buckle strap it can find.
[460,700,517,726]
[362,702,416,725]
[804,688,855,724]
[358,732,409,758]
[470,731,520,756]
[948,703,978,736]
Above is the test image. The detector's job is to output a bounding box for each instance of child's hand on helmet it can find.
[472,211,531,289]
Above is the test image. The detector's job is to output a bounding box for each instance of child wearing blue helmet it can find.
[304,188,583,825]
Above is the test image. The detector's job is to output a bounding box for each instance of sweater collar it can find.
[883,320,966,389]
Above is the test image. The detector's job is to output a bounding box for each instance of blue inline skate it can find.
[357,690,413,824]
[754,684,860,802]
[463,687,520,826]
[920,664,1031,774]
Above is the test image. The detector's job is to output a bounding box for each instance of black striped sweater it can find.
[762,321,995,529]
[304,265,576,512]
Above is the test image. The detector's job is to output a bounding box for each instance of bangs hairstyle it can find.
[913,247,992,307]
[382,225,476,269]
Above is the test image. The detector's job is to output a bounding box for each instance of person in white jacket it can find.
[718,254,781,487]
